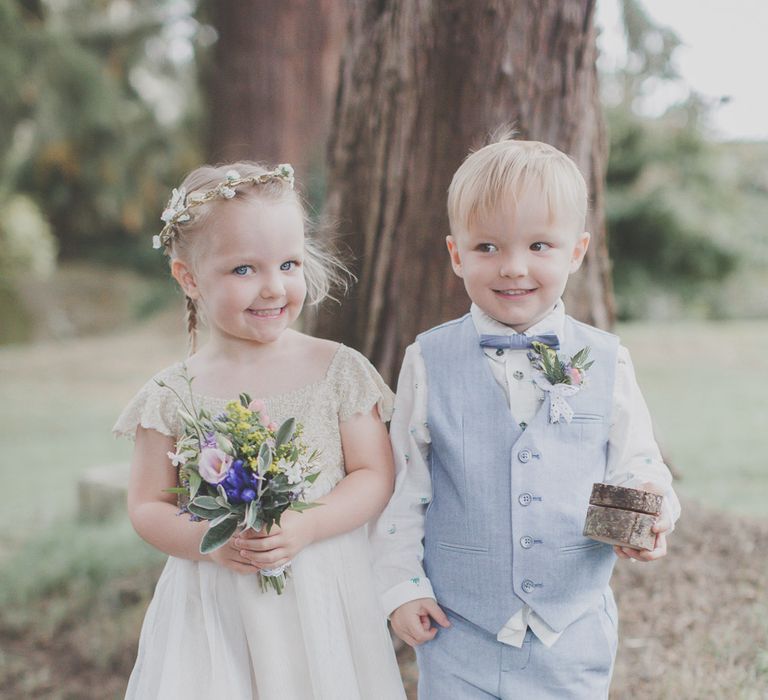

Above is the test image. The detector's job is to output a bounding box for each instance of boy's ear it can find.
[171,258,200,299]
[569,232,591,273]
[446,235,464,277]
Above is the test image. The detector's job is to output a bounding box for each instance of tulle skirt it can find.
[125,527,405,700]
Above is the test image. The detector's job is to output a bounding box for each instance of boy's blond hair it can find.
[447,138,588,236]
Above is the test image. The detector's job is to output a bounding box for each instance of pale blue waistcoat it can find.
[418,313,619,634]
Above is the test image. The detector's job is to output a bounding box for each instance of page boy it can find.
[371,136,680,699]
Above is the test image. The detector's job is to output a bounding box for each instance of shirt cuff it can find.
[381,576,436,618]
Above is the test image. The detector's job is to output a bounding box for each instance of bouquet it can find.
[158,369,321,593]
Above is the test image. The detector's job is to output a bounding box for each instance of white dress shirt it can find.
[370,301,681,648]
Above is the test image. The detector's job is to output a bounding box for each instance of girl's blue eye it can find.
[280,261,297,271]
[233,265,251,275]
[530,242,551,252]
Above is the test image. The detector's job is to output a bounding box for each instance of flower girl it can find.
[113,161,405,699]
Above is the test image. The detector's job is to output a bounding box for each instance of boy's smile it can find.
[446,185,590,332]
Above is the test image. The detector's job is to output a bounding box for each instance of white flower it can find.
[225,169,241,181]
[161,187,188,223]
[220,185,236,199]
[167,450,187,467]
[277,163,295,188]
[152,235,162,249]
[279,458,303,485]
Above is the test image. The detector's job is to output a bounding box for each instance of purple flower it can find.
[221,459,261,503]
[198,448,232,484]
[202,432,217,448]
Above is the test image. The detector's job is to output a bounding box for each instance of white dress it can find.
[113,345,406,700]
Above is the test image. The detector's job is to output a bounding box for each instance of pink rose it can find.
[248,398,271,424]
[248,398,266,413]
[268,421,278,432]
[567,367,583,386]
[198,448,232,484]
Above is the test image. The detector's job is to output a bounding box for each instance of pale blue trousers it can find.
[415,594,618,700]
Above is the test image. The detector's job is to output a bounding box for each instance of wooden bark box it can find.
[582,483,663,551]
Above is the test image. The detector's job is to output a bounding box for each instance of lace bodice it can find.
[113,344,394,497]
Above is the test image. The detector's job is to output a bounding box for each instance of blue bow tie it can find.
[479,333,560,351]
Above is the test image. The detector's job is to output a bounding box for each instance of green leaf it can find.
[178,408,198,426]
[246,501,263,530]
[216,433,234,454]
[305,471,321,484]
[239,392,251,408]
[192,495,221,510]
[275,418,296,447]
[188,470,202,499]
[187,503,229,520]
[209,511,236,528]
[258,442,273,474]
[163,487,189,495]
[199,516,239,554]
[571,348,588,366]
[289,501,321,512]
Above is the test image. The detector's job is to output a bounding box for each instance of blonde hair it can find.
[447,137,588,237]
[163,161,349,353]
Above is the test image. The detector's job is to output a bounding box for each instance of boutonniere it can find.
[528,342,594,423]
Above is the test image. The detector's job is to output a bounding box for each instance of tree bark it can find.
[206,0,346,176]
[316,0,614,384]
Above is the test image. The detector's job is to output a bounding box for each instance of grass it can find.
[618,319,768,517]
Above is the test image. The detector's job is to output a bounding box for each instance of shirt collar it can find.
[470,301,566,340]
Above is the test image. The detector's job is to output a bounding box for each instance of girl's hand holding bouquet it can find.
[160,369,321,593]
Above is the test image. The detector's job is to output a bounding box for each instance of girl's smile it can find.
[248,306,286,319]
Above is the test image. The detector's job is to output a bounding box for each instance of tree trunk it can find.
[205,0,346,176]
[316,0,614,384]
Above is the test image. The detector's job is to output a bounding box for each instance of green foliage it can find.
[1,0,204,270]
[0,194,57,278]
[603,3,764,320]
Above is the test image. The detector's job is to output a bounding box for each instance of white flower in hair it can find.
[152,235,162,249]
[225,169,241,181]
[161,187,191,224]
[277,163,295,188]
[220,185,236,199]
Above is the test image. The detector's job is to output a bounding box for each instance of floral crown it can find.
[153,163,295,251]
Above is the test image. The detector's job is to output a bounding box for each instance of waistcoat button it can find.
[496,348,505,356]
[520,536,534,549]
[513,370,524,380]
[521,579,536,594]
[518,449,532,463]
[518,493,532,506]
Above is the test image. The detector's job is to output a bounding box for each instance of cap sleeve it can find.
[330,346,395,423]
[112,365,184,440]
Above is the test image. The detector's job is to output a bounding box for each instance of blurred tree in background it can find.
[315,0,613,383]
[602,0,765,319]
[203,0,346,187]
[5,0,204,264]
[0,0,207,341]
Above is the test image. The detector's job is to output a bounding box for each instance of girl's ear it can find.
[171,258,200,299]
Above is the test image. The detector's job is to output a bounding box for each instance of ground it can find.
[0,499,765,699]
